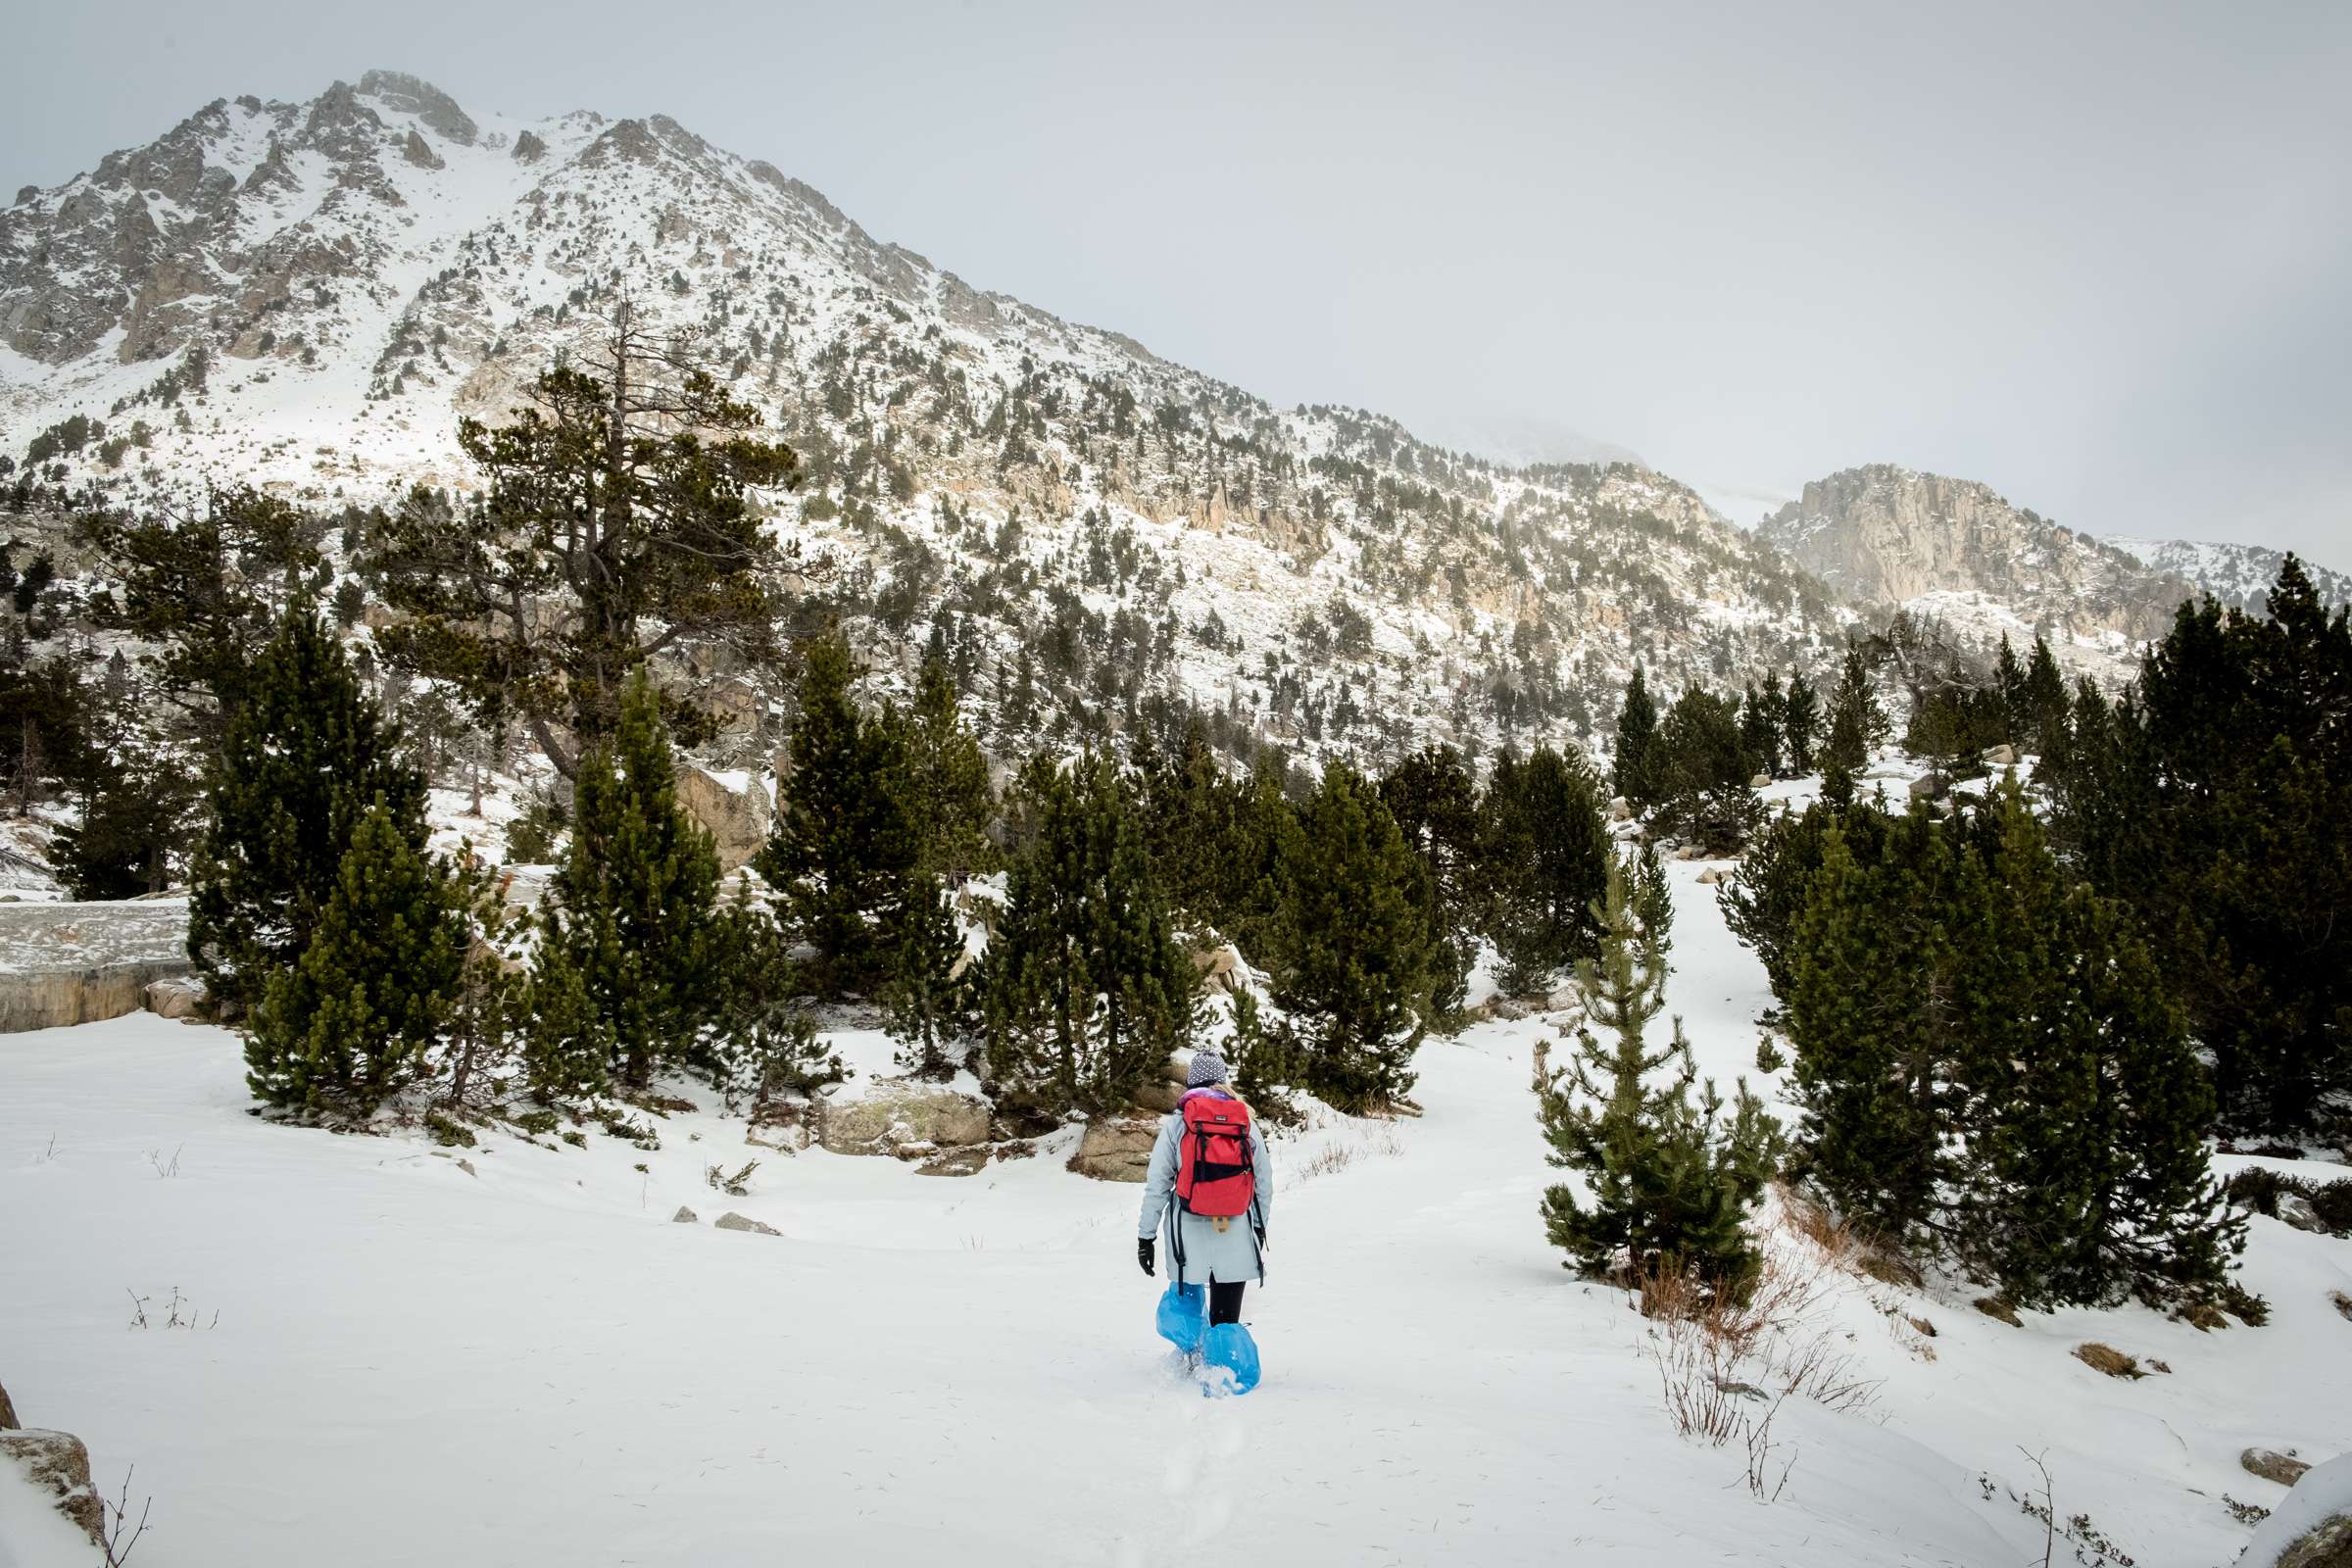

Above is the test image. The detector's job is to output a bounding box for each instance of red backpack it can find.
[1175,1091,1256,1218]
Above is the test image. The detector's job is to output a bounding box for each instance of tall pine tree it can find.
[761,632,915,996]
[1271,762,1433,1111]
[535,670,729,1092]
[1612,663,1662,808]
[188,607,424,1012]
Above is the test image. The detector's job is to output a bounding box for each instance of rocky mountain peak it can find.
[356,71,478,146]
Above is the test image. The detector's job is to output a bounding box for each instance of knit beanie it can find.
[1187,1050,1231,1089]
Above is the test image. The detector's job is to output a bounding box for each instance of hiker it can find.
[1136,1049,1272,1390]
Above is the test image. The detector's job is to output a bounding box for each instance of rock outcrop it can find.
[672,764,770,873]
[2235,1451,2352,1568]
[1759,466,2194,644]
[1068,1116,1160,1182]
[814,1082,990,1155]
[0,900,193,1033]
[0,1428,107,1550]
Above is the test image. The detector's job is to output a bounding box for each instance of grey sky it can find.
[7,1,2349,564]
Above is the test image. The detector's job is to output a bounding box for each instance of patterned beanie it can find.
[1187,1051,1231,1089]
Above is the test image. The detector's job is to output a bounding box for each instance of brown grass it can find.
[1974,1297,2023,1327]
[2073,1342,2144,1380]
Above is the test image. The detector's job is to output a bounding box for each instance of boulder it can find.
[0,1428,106,1548]
[1907,774,1942,802]
[1607,796,1634,822]
[915,1148,990,1177]
[0,900,196,1033]
[713,1211,779,1236]
[144,974,208,1020]
[1067,1116,1161,1182]
[1749,773,1772,790]
[2279,1195,2327,1234]
[1190,943,1243,995]
[1133,1078,1187,1114]
[1695,866,1726,885]
[1984,744,2019,766]
[2248,1449,2316,1489]
[671,764,771,873]
[671,1206,698,1224]
[815,1082,991,1155]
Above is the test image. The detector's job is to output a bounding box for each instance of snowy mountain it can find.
[2105,534,2352,615]
[0,72,1847,775]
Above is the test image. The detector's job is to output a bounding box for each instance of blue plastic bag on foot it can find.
[1155,1282,1205,1352]
[1201,1321,1260,1395]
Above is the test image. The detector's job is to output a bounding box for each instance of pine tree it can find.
[1612,663,1661,808]
[2019,637,2070,756]
[189,607,425,1012]
[1783,669,1821,774]
[1784,810,1955,1247]
[1740,674,1787,779]
[1271,762,1433,1111]
[898,652,994,882]
[985,755,1195,1115]
[1533,856,1781,1296]
[1654,688,1761,854]
[1818,648,1876,803]
[365,315,797,773]
[245,799,465,1113]
[881,872,974,1078]
[1949,787,2240,1306]
[1993,634,2029,743]
[761,632,916,996]
[535,671,728,1091]
[1481,745,1611,996]
[55,748,200,899]
[1379,744,1481,1020]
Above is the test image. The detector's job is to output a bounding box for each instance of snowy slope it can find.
[2105,536,2352,614]
[2,862,2341,1567]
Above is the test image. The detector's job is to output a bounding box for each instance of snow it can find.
[2236,1452,2352,1568]
[2,866,2343,1566]
[0,1458,104,1568]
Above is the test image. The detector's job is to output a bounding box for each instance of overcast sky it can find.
[6,1,2349,564]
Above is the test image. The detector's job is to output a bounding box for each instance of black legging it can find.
[1208,1280,1247,1326]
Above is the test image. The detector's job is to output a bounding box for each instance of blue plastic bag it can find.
[1202,1321,1260,1395]
[1155,1281,1206,1352]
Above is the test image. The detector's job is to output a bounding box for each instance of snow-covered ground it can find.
[1,864,2344,1566]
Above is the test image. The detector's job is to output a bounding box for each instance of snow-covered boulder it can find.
[2234,1451,2352,1567]
[2245,1448,2315,1488]
[0,1429,106,1551]
[815,1082,990,1155]
[672,764,770,873]
[1068,1116,1159,1182]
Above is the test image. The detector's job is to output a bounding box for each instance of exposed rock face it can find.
[815,1083,991,1155]
[672,765,770,873]
[0,1428,107,1548]
[358,70,479,144]
[0,900,193,1033]
[0,1376,16,1428]
[1068,1116,1160,1182]
[1759,466,2195,643]
[512,129,548,164]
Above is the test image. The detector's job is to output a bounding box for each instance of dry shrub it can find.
[1291,1124,1404,1185]
[2073,1342,2143,1380]
[1638,1206,1883,1452]
[1975,1296,2023,1327]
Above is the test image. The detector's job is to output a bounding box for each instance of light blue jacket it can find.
[1137,1090,1273,1287]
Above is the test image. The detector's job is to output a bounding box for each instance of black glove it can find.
[1137,1237,1155,1277]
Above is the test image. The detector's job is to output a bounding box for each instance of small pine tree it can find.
[1480,745,1611,996]
[2019,637,2070,755]
[189,607,426,1011]
[1533,857,1781,1297]
[1612,664,1661,808]
[1271,762,1433,1111]
[536,671,727,1091]
[245,799,465,1113]
[1654,688,1761,854]
[55,748,200,899]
